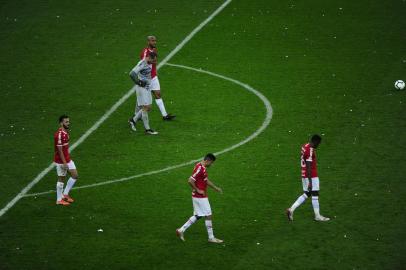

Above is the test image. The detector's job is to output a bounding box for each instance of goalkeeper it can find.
[128,51,158,135]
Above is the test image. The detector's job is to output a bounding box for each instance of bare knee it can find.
[70,169,78,179]
[153,90,161,99]
[143,105,152,112]
[205,215,212,220]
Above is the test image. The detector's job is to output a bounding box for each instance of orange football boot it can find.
[56,199,70,206]
[63,194,74,203]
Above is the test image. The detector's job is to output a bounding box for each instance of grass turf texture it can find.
[1,0,406,269]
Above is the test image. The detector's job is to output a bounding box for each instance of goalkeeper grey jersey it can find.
[130,59,152,88]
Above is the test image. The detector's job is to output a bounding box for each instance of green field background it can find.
[1,0,405,269]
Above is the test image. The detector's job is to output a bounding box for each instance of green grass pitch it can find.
[1,0,406,269]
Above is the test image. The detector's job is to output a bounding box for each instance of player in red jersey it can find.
[286,135,330,221]
[53,115,78,205]
[129,36,175,131]
[176,154,224,243]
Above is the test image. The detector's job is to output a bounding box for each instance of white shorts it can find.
[135,85,152,106]
[192,197,212,217]
[55,160,76,177]
[302,177,320,191]
[150,76,160,91]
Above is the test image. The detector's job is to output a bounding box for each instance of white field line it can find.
[24,63,273,198]
[0,0,233,218]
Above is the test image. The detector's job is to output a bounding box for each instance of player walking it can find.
[54,115,78,205]
[176,154,224,243]
[286,135,330,221]
[129,51,158,135]
[129,35,175,131]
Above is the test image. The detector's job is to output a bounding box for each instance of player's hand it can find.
[62,163,68,170]
[308,182,313,192]
[137,80,147,87]
[216,187,223,194]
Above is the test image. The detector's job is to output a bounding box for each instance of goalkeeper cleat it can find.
[145,129,158,135]
[128,118,137,132]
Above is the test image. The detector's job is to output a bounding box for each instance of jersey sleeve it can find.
[140,49,148,60]
[190,165,202,181]
[131,60,143,75]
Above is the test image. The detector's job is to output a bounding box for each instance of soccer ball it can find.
[394,80,405,90]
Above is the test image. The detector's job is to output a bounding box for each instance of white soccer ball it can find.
[394,80,405,90]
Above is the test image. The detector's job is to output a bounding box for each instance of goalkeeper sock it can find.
[141,111,151,130]
[132,110,142,123]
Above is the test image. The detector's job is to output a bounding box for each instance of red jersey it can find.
[54,128,71,164]
[190,162,208,198]
[301,143,318,178]
[140,47,157,78]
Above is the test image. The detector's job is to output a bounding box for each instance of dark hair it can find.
[59,115,69,123]
[204,153,216,162]
[148,52,157,59]
[311,134,322,144]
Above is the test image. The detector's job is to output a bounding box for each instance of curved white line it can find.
[0,0,232,218]
[24,63,273,198]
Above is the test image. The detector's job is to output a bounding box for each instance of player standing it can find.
[54,115,78,205]
[176,154,224,243]
[129,35,175,131]
[129,52,158,135]
[286,135,330,221]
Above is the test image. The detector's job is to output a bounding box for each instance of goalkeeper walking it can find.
[129,51,158,135]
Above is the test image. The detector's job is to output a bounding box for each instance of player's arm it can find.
[129,63,147,87]
[57,145,67,168]
[306,161,312,191]
[207,179,223,194]
[188,177,205,195]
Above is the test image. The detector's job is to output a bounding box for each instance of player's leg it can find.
[201,198,223,243]
[286,178,310,221]
[55,164,69,205]
[129,98,142,132]
[56,177,66,203]
[141,105,156,134]
[140,89,158,135]
[311,178,330,221]
[62,161,78,203]
[150,77,175,120]
[176,198,203,241]
[205,215,223,243]
[205,215,215,240]
[129,107,142,132]
[176,215,201,241]
[132,86,158,134]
